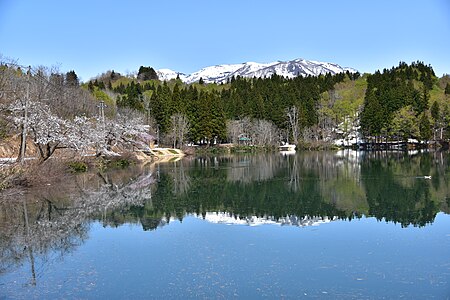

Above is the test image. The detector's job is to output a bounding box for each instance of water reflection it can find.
[145,151,448,229]
[0,151,449,285]
[0,164,155,283]
[200,212,337,227]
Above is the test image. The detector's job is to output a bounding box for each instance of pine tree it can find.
[431,101,440,121]
[65,70,79,87]
[137,66,158,81]
[150,83,172,134]
[360,91,385,137]
[419,113,432,142]
[171,83,183,113]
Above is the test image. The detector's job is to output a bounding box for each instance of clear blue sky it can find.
[1,0,449,81]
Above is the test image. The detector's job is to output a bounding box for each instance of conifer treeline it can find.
[361,62,431,136]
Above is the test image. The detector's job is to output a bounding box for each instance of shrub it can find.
[69,161,88,173]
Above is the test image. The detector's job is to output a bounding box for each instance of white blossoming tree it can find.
[8,100,153,162]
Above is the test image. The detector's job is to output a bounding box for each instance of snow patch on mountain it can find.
[156,58,357,84]
[156,69,188,82]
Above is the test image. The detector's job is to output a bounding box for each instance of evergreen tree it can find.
[419,113,432,142]
[120,81,144,110]
[65,70,79,87]
[360,61,436,140]
[360,90,385,137]
[149,83,172,134]
[171,83,183,113]
[413,86,429,114]
[431,101,440,122]
[137,66,158,81]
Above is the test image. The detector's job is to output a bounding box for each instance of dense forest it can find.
[360,62,450,143]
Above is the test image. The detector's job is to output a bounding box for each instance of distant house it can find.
[238,134,251,145]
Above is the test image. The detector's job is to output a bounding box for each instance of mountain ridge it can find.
[156,58,358,84]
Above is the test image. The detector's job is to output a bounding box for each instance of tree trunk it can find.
[17,126,27,163]
[37,143,59,163]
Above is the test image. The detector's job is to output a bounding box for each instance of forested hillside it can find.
[85,61,449,148]
[87,68,363,147]
[360,61,449,143]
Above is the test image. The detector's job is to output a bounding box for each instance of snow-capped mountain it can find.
[199,212,337,227]
[149,213,337,230]
[157,58,357,84]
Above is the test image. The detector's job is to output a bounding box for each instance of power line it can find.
[1,61,79,94]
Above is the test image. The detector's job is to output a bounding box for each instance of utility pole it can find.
[157,124,160,147]
[97,100,107,132]
[23,199,36,286]
[96,100,107,155]
[18,66,31,164]
[98,100,106,123]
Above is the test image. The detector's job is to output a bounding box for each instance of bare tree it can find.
[227,117,280,146]
[169,113,190,149]
[251,119,279,146]
[226,119,241,144]
[286,106,300,145]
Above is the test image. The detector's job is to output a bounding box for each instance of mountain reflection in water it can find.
[0,150,448,288]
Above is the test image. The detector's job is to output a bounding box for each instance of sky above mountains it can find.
[1,0,449,81]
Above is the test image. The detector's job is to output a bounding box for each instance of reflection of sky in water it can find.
[2,214,449,299]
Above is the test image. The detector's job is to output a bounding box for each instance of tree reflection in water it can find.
[0,164,155,284]
[135,151,448,229]
[0,151,448,285]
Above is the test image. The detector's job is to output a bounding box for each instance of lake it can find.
[1,150,449,299]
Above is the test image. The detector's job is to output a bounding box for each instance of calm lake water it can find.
[1,150,449,299]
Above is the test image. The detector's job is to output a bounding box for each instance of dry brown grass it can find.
[0,159,78,191]
[0,163,25,190]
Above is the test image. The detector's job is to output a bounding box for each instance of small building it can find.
[238,134,251,145]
